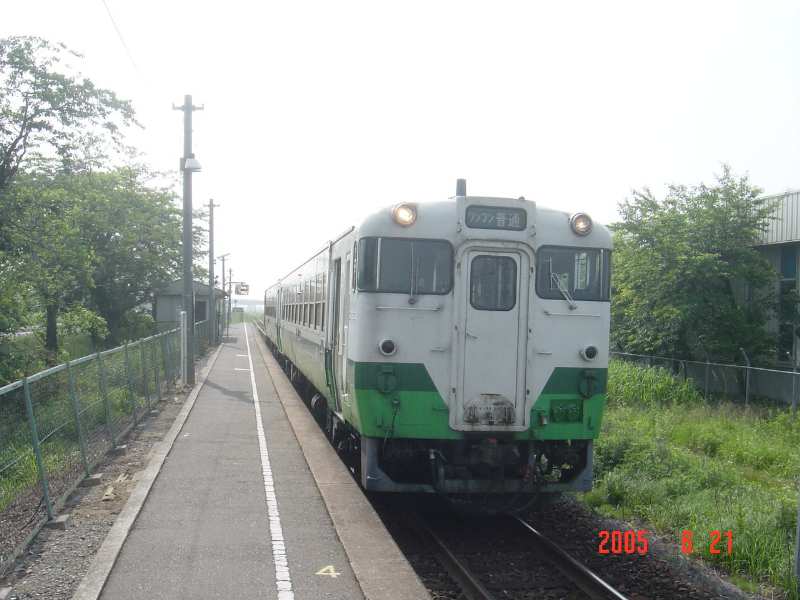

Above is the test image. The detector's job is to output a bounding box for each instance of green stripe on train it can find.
[347,362,607,440]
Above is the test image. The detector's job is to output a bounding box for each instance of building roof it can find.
[156,280,227,297]
[759,190,800,245]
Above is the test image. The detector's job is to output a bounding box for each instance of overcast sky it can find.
[3,1,800,296]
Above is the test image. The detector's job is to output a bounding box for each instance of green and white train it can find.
[261,180,611,498]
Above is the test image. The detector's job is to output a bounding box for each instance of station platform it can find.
[82,322,427,600]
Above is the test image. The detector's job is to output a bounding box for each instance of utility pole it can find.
[174,94,203,386]
[218,253,229,340]
[227,267,233,336]
[208,199,217,346]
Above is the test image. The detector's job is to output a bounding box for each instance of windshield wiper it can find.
[550,272,578,310]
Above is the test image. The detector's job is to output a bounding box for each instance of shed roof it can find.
[156,280,227,297]
[759,190,800,246]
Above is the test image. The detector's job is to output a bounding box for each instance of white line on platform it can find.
[236,354,248,357]
[244,324,294,600]
[234,367,250,371]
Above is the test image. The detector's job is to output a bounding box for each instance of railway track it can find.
[512,516,628,600]
[405,512,629,600]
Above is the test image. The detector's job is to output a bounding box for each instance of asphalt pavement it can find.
[99,322,363,600]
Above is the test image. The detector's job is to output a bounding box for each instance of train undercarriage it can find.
[263,334,593,509]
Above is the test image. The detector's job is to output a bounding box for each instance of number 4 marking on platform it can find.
[316,565,341,578]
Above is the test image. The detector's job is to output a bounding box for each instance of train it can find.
[260,179,611,504]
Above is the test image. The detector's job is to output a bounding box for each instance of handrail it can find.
[611,351,796,375]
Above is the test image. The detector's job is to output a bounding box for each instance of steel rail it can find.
[514,516,629,600]
[410,515,496,600]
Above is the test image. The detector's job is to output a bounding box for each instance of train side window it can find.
[310,275,316,329]
[470,255,517,311]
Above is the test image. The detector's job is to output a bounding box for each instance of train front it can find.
[347,180,611,502]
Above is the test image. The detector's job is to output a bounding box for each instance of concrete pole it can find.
[227,268,233,335]
[175,94,200,386]
[180,310,187,387]
[219,254,228,340]
[208,199,216,346]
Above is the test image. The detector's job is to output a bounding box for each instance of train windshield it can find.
[536,246,610,302]
[357,237,453,295]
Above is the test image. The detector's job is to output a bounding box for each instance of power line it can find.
[99,0,141,75]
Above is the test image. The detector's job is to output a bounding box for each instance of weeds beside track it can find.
[587,359,800,597]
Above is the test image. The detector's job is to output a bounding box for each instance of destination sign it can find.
[465,206,527,231]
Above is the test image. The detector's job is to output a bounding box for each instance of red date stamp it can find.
[598,530,649,555]
[598,530,733,556]
[680,530,733,555]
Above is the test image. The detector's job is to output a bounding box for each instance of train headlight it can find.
[392,203,417,227]
[378,339,398,356]
[580,345,598,361]
[569,213,593,236]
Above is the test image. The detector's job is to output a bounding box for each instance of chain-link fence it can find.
[612,351,800,408]
[0,322,207,572]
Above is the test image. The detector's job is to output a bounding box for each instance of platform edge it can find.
[71,343,225,600]
[251,324,432,600]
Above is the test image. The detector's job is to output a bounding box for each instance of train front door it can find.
[456,249,529,431]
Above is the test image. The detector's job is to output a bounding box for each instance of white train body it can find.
[262,182,611,495]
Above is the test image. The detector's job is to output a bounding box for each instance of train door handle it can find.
[466,330,479,340]
[296,327,301,337]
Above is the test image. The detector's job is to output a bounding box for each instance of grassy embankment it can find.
[0,336,178,518]
[585,360,800,597]
[0,333,95,387]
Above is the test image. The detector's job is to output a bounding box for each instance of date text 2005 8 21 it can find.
[597,530,733,556]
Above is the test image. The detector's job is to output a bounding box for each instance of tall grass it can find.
[585,360,800,597]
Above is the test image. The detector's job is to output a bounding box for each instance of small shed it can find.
[153,280,227,326]
[755,190,800,364]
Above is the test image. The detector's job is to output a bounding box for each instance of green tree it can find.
[2,172,94,355]
[0,166,195,355]
[74,167,184,344]
[611,166,778,363]
[0,35,136,346]
[0,36,135,192]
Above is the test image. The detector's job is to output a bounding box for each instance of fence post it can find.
[22,377,53,520]
[793,363,798,415]
[97,352,116,447]
[703,351,710,401]
[153,337,162,403]
[124,343,139,426]
[140,341,151,412]
[740,347,751,406]
[66,361,90,477]
[180,311,188,388]
[162,333,172,387]
[795,480,800,578]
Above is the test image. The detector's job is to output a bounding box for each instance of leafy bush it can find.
[59,305,108,341]
[608,359,704,407]
[117,310,156,342]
